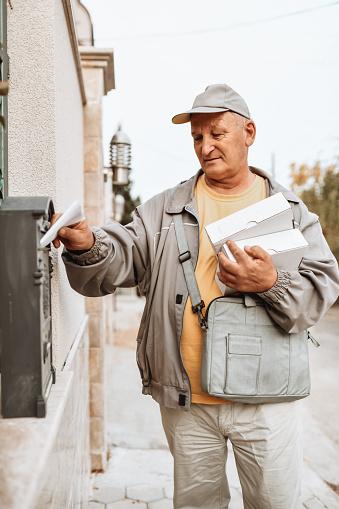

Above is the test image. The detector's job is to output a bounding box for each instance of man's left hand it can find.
[217,240,277,293]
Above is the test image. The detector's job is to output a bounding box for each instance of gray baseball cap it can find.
[172,83,251,124]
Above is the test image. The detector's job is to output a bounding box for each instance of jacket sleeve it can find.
[61,208,151,297]
[258,200,339,333]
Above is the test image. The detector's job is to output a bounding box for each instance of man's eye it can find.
[212,133,223,138]
[193,136,202,142]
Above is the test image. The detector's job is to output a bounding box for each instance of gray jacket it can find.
[62,168,339,410]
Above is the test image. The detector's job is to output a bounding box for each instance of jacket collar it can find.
[251,166,301,204]
[166,166,300,214]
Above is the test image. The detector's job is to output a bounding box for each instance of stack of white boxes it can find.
[205,192,308,295]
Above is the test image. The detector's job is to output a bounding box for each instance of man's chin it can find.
[203,165,229,179]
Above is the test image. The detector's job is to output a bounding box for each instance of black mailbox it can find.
[0,196,56,418]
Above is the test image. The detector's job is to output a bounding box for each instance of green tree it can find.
[113,180,141,226]
[290,162,339,262]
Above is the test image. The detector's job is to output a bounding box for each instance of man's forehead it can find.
[190,112,233,132]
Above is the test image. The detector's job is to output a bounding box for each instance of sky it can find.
[81,0,339,204]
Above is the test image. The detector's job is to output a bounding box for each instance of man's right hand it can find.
[50,213,95,251]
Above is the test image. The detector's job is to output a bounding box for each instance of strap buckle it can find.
[178,250,191,264]
[192,300,207,329]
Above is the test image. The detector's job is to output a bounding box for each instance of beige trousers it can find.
[160,401,302,509]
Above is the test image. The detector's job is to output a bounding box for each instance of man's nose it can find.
[201,137,215,157]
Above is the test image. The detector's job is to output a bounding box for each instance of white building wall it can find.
[7,0,57,198]
[53,0,85,370]
[7,0,85,371]
[1,2,91,506]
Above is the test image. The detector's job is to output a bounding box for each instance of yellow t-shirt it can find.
[181,173,267,404]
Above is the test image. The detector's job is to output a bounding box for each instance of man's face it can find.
[190,112,255,183]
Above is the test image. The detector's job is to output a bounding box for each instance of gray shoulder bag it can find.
[173,212,319,404]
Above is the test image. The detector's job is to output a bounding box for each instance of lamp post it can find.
[110,125,131,186]
[105,125,132,222]
[113,194,125,223]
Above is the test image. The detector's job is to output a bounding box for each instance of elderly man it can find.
[53,84,339,509]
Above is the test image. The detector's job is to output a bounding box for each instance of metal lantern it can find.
[113,193,125,223]
[110,125,131,185]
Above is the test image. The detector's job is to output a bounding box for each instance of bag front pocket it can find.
[224,334,262,396]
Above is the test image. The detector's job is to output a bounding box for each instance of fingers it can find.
[218,252,241,287]
[226,240,249,263]
[50,213,63,227]
[216,269,238,289]
[50,213,63,248]
[244,244,270,260]
[58,220,94,251]
[50,214,94,251]
[218,241,278,293]
[218,251,238,276]
[218,241,251,278]
[58,222,82,240]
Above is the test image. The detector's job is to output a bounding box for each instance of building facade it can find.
[0,1,114,507]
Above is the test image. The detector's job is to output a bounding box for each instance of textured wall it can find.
[7,0,57,198]
[34,320,90,509]
[0,319,90,509]
[2,2,91,506]
[7,0,85,371]
[53,0,85,371]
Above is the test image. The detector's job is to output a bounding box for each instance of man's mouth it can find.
[204,157,219,162]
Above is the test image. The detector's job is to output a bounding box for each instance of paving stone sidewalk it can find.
[89,294,339,509]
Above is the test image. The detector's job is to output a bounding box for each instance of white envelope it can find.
[205,192,294,254]
[40,200,85,248]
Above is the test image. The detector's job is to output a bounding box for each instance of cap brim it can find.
[172,107,232,124]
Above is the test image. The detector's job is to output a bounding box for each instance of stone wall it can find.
[1,1,92,507]
[0,319,90,509]
[82,60,107,472]
[7,0,85,373]
[80,48,115,470]
[34,320,91,509]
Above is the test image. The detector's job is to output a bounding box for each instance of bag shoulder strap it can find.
[173,213,207,328]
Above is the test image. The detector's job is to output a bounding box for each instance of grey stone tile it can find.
[88,502,106,509]
[92,486,125,503]
[164,484,174,500]
[302,486,314,504]
[126,484,164,503]
[325,500,339,509]
[302,464,339,508]
[303,497,326,509]
[149,499,173,509]
[107,500,147,508]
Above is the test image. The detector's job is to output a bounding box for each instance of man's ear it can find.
[245,120,256,147]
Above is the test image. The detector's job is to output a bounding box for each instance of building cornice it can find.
[79,47,115,95]
[62,0,87,105]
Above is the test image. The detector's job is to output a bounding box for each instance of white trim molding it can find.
[62,0,87,105]
[79,47,115,95]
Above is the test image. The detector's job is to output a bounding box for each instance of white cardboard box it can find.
[216,229,308,295]
[221,229,308,268]
[205,192,294,254]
